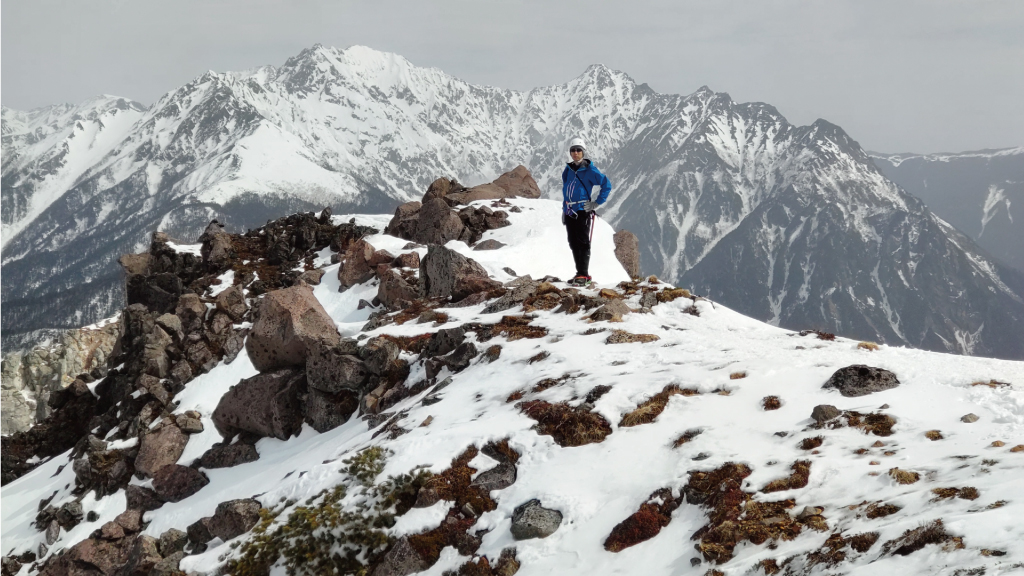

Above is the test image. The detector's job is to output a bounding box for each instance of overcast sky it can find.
[2,0,1021,153]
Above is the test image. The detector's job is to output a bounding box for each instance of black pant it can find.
[564,210,593,277]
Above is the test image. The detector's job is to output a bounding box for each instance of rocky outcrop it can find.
[1,321,119,435]
[245,284,341,371]
[613,230,640,279]
[134,421,188,478]
[419,245,490,300]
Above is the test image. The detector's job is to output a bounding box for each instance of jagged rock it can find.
[961,413,980,423]
[174,412,203,433]
[200,220,233,263]
[185,341,214,372]
[152,464,209,502]
[136,374,170,406]
[150,551,185,576]
[445,291,490,309]
[175,293,206,334]
[823,365,901,397]
[54,501,84,531]
[360,337,400,376]
[45,519,60,545]
[378,269,418,311]
[414,198,465,245]
[589,299,631,322]
[510,499,562,540]
[215,285,248,322]
[307,339,370,393]
[471,461,517,492]
[304,387,360,433]
[424,327,466,358]
[639,290,658,309]
[155,313,184,342]
[392,252,420,269]
[245,284,340,371]
[811,405,842,423]
[2,320,118,435]
[187,517,215,547]
[493,165,541,198]
[372,536,428,576]
[441,342,478,373]
[122,534,163,576]
[473,239,506,251]
[423,177,456,203]
[613,230,641,278]
[157,528,188,557]
[297,268,326,285]
[127,273,184,314]
[194,442,260,469]
[419,245,488,300]
[55,536,134,576]
[72,447,133,498]
[115,509,143,533]
[338,239,377,289]
[208,498,262,542]
[135,423,188,478]
[482,281,539,314]
[385,201,422,240]
[119,252,153,275]
[451,275,502,303]
[126,485,164,512]
[212,368,307,440]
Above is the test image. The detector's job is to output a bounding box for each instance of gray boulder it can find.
[212,368,307,440]
[360,337,401,375]
[152,465,209,502]
[304,387,360,433]
[414,198,465,245]
[338,239,377,289]
[208,499,263,541]
[215,285,248,322]
[371,536,428,576]
[157,528,188,556]
[510,499,562,540]
[245,284,340,371]
[473,239,506,251]
[420,245,489,300]
[194,442,260,469]
[378,269,418,311]
[307,339,370,393]
[811,404,842,423]
[823,365,900,397]
[385,201,422,240]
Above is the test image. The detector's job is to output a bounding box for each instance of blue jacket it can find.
[562,160,612,215]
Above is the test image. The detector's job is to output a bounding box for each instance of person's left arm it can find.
[594,169,612,205]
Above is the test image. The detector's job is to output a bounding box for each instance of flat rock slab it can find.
[152,465,209,503]
[135,423,188,478]
[822,365,900,397]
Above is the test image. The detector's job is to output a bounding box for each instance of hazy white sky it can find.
[2,0,1021,153]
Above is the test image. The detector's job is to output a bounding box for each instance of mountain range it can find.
[3,44,1023,359]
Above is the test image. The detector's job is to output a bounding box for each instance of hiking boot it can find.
[568,275,593,287]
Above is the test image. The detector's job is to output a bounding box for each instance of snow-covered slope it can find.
[3,199,1024,576]
[871,147,1024,273]
[3,45,1023,361]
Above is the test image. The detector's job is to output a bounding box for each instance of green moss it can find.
[226,447,433,576]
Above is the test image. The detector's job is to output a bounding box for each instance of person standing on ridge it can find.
[561,137,612,286]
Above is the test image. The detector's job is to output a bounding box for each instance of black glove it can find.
[583,201,599,212]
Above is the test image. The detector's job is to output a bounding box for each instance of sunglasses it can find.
[569,147,585,153]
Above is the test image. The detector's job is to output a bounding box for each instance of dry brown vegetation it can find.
[799,436,824,450]
[799,329,836,341]
[1011,445,1024,453]
[606,330,660,344]
[686,463,825,564]
[925,430,944,441]
[730,371,748,380]
[673,429,703,447]
[857,342,880,351]
[657,288,691,303]
[816,410,896,437]
[971,380,1011,388]
[864,502,902,519]
[620,385,699,427]
[379,333,434,355]
[761,395,782,410]
[444,549,520,576]
[484,316,548,341]
[804,531,880,568]
[761,460,812,493]
[931,487,979,501]
[518,400,612,447]
[888,468,920,485]
[881,519,963,556]
[603,488,681,552]
[522,292,562,312]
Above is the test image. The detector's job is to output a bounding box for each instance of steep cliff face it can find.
[1,320,120,435]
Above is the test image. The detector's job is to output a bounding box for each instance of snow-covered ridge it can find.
[3,198,1024,576]
[869,147,1024,168]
